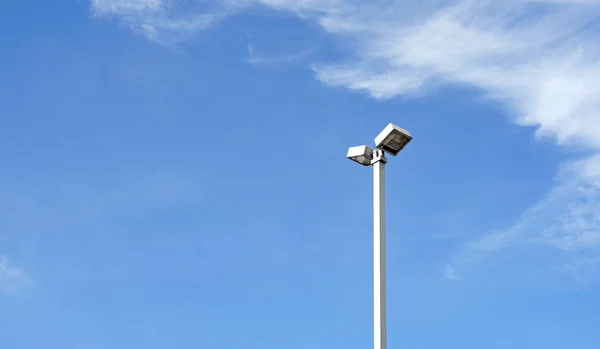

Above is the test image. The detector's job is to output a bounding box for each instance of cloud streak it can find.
[246,44,313,66]
[91,0,247,44]
[0,256,30,295]
[447,154,600,281]
[313,0,600,147]
[89,0,600,145]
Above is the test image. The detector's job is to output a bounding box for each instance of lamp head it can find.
[346,145,375,166]
[374,123,412,156]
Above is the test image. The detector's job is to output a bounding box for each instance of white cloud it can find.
[89,0,348,45]
[447,154,600,280]
[0,172,207,293]
[313,0,600,147]
[91,0,600,286]
[90,0,600,146]
[91,0,249,45]
[557,257,600,290]
[92,0,163,13]
[246,44,313,66]
[0,256,30,295]
[444,265,459,280]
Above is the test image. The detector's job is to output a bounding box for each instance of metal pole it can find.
[372,150,387,349]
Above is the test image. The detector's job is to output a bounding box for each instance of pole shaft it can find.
[373,151,387,349]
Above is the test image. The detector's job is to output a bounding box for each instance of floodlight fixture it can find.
[374,123,412,156]
[347,145,375,166]
[346,122,413,349]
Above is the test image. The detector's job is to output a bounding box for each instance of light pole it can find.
[346,123,413,349]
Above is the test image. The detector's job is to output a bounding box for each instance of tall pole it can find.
[372,149,387,349]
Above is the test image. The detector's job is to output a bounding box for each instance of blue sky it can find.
[2,0,600,348]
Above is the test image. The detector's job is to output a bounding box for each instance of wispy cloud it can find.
[246,43,313,66]
[89,0,600,145]
[91,0,248,44]
[444,265,459,280]
[92,0,163,12]
[0,172,205,292]
[91,0,600,286]
[557,257,600,290]
[448,154,600,281]
[0,256,30,295]
[312,1,600,147]
[90,0,348,45]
